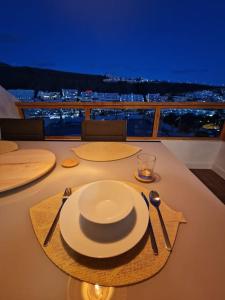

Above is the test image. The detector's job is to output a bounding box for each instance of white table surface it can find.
[0,141,225,300]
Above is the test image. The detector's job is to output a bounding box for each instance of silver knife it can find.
[141,192,158,255]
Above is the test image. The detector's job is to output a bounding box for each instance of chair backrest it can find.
[0,118,44,140]
[81,120,127,141]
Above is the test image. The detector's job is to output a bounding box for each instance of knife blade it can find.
[141,192,158,255]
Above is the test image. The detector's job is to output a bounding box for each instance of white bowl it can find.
[78,180,134,224]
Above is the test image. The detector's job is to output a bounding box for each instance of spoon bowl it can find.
[149,190,161,208]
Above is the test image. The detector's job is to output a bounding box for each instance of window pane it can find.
[23,108,85,136]
[91,109,155,136]
[158,109,225,137]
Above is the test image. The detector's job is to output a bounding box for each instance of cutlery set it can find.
[141,191,172,255]
[44,186,171,257]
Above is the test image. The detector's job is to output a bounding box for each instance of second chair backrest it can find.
[81,120,127,141]
[0,118,44,140]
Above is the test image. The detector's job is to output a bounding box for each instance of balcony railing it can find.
[16,101,225,140]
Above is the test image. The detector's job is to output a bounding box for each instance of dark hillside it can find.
[0,63,220,95]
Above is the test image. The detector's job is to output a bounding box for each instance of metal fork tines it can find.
[43,187,72,247]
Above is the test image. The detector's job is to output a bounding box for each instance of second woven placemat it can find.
[30,182,186,286]
[72,142,141,161]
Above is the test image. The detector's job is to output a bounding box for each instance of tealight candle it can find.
[137,153,156,180]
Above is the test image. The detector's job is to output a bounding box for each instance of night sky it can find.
[1,0,225,85]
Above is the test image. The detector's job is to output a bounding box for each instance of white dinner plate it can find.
[59,182,149,258]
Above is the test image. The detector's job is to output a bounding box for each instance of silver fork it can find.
[43,187,72,247]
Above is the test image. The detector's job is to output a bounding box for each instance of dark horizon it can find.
[0,61,223,88]
[2,62,224,96]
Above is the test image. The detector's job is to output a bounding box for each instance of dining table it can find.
[0,140,225,300]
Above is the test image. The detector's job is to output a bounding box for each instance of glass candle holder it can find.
[137,153,156,180]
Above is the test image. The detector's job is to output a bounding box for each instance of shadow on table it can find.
[61,231,149,270]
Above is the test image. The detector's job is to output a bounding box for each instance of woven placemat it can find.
[30,182,186,286]
[0,149,56,192]
[72,142,141,161]
[0,140,18,154]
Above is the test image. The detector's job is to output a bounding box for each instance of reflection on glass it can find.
[66,277,127,300]
[81,282,114,300]
[158,109,225,137]
[23,108,85,136]
[91,109,155,137]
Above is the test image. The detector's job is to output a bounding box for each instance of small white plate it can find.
[59,182,149,258]
[78,180,134,224]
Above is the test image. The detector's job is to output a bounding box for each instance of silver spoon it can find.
[149,191,172,251]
